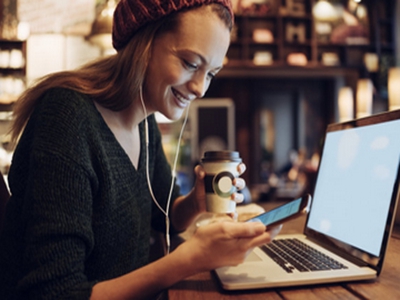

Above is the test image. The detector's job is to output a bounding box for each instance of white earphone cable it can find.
[139,87,191,255]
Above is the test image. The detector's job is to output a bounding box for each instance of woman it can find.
[0,0,281,299]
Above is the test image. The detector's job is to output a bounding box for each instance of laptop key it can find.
[261,239,348,273]
[261,245,294,273]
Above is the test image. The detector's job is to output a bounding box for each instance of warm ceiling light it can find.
[338,87,354,122]
[356,79,373,118]
[312,0,339,22]
[87,0,117,50]
[388,68,400,111]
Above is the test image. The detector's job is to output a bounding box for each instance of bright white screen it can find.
[308,119,400,256]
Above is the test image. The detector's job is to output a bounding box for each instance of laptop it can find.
[215,109,400,290]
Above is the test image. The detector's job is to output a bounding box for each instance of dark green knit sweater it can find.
[0,88,180,299]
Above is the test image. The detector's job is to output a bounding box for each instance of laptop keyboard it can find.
[261,238,348,273]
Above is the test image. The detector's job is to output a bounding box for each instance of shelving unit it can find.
[0,39,26,109]
[0,39,25,161]
[225,0,395,72]
[228,13,315,66]
[205,0,397,186]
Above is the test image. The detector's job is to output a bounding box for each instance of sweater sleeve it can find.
[6,90,98,299]
[20,154,97,300]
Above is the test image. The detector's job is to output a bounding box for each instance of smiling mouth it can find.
[172,88,192,106]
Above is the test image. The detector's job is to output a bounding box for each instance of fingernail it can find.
[233,193,244,203]
[237,180,245,189]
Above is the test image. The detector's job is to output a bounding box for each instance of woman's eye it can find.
[182,59,217,80]
[184,60,198,70]
[207,72,216,80]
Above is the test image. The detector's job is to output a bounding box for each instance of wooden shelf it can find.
[0,40,27,106]
[228,0,394,71]
[218,63,360,79]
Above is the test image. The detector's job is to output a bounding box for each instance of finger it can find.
[246,232,274,248]
[231,192,244,203]
[241,225,283,249]
[223,222,266,238]
[230,211,238,221]
[240,224,284,248]
[233,178,245,190]
[194,164,205,179]
[237,163,246,175]
[266,224,283,238]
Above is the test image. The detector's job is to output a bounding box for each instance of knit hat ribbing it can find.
[112,0,233,51]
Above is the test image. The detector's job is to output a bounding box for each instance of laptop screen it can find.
[306,116,400,260]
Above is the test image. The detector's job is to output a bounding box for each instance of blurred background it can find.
[0,0,399,211]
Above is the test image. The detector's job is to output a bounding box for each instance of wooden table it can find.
[168,201,400,300]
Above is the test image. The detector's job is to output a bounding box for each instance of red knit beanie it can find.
[112,0,233,51]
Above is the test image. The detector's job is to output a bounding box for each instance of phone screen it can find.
[247,197,303,226]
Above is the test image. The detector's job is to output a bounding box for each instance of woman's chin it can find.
[166,108,187,121]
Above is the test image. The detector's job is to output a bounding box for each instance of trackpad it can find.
[245,250,262,262]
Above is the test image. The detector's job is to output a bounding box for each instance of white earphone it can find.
[140,86,191,254]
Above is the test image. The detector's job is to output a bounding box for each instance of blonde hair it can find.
[11,3,232,142]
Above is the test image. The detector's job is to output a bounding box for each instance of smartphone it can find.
[245,194,311,228]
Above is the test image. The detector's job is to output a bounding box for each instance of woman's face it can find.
[143,6,231,121]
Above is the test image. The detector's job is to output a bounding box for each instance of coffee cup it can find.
[201,151,242,213]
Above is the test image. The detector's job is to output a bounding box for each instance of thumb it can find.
[193,165,206,193]
[194,164,205,179]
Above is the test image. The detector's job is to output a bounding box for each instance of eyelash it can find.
[207,72,216,80]
[184,60,197,70]
[183,60,215,80]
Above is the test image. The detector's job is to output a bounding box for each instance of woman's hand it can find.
[191,163,247,214]
[176,221,282,272]
[170,163,247,232]
[91,221,280,300]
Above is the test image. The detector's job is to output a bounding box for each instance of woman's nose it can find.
[188,73,209,98]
